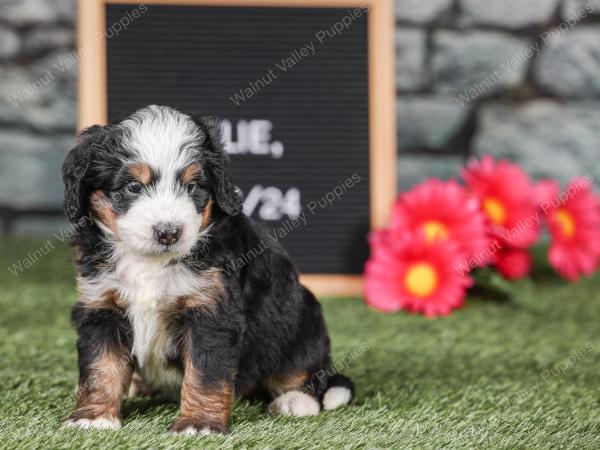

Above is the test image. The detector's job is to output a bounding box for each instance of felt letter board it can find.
[78,0,396,296]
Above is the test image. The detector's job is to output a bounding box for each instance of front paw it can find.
[169,417,228,435]
[65,416,121,430]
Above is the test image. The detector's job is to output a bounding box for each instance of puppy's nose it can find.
[153,223,182,245]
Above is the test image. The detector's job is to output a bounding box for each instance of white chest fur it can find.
[78,252,216,395]
[114,253,199,365]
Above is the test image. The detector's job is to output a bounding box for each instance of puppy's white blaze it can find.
[65,417,121,430]
[116,190,202,256]
[268,391,320,417]
[322,387,352,411]
[120,105,200,174]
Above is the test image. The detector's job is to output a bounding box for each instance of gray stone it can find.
[0,63,76,132]
[432,31,532,98]
[562,0,600,19]
[0,107,21,126]
[472,101,600,184]
[23,97,77,133]
[460,0,559,28]
[396,28,426,91]
[0,25,20,59]
[397,97,471,151]
[534,27,600,98]
[395,0,453,24]
[397,154,464,191]
[33,50,78,102]
[0,132,75,209]
[0,62,62,109]
[12,217,69,236]
[54,0,78,23]
[0,65,36,117]
[0,0,59,26]
[23,27,75,55]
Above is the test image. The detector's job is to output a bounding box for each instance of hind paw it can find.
[268,391,320,417]
[322,386,352,410]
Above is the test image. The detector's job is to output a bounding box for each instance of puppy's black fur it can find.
[62,106,354,434]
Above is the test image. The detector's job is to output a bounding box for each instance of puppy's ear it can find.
[62,125,107,224]
[193,115,243,216]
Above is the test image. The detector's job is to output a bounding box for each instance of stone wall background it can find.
[395,0,600,190]
[0,0,599,234]
[0,0,77,235]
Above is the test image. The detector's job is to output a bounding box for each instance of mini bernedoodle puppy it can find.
[62,105,354,435]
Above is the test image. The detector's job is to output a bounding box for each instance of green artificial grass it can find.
[1,238,600,449]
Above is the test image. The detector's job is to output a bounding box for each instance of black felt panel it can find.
[106,4,370,274]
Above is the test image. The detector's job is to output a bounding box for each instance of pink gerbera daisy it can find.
[364,231,473,317]
[492,243,532,280]
[539,178,600,281]
[390,179,490,265]
[462,156,540,249]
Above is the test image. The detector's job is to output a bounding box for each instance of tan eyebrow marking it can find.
[128,163,152,185]
[181,162,202,184]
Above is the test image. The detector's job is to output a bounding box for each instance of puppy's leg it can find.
[265,371,320,417]
[169,309,239,435]
[66,304,133,430]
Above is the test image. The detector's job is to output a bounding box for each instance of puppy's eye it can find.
[125,181,143,195]
[186,182,197,195]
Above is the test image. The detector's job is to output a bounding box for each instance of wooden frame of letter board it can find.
[78,0,397,297]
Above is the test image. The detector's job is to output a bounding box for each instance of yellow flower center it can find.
[483,197,506,225]
[555,208,575,238]
[422,221,449,243]
[404,263,438,298]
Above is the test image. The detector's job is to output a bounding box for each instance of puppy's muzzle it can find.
[153,223,182,245]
